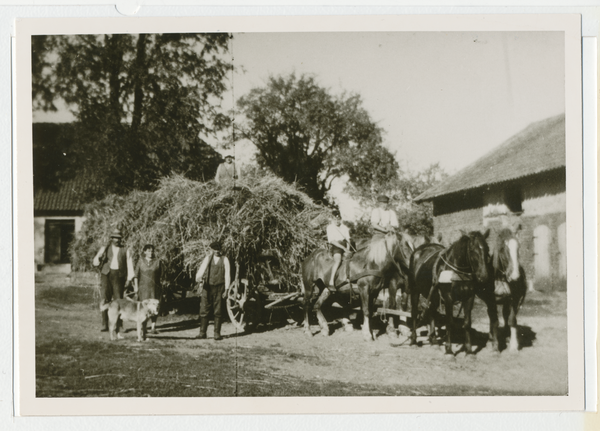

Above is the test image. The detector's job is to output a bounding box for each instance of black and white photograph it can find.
[15,14,585,415]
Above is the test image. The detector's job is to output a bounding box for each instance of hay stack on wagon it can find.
[70,173,331,293]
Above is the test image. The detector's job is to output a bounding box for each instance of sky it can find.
[33,31,565,218]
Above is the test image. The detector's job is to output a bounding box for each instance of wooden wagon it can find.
[225,250,304,332]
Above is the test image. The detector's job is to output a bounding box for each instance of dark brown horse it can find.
[301,232,414,341]
[408,230,500,355]
[491,228,527,352]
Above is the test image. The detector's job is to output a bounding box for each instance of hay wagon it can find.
[224,250,304,332]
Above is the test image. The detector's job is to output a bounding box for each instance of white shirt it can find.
[110,245,121,270]
[371,207,399,230]
[327,223,351,244]
[195,254,231,288]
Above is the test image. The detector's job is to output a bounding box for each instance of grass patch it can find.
[36,285,97,308]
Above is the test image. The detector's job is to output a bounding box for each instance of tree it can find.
[349,162,448,236]
[236,73,398,203]
[32,33,232,199]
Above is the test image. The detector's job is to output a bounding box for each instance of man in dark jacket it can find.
[195,241,231,340]
[92,228,134,332]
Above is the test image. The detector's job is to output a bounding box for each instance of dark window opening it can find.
[505,185,522,213]
[44,219,75,264]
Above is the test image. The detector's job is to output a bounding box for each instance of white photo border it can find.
[15,14,584,416]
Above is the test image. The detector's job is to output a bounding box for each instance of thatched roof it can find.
[415,113,565,202]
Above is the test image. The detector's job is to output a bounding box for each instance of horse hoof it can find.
[344,324,354,333]
[320,329,330,337]
[444,353,456,361]
[386,328,399,339]
[465,353,476,360]
[304,330,313,337]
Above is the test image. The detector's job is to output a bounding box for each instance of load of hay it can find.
[70,173,331,294]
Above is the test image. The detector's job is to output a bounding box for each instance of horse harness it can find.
[421,246,476,313]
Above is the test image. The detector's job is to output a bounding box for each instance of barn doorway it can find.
[557,222,566,278]
[44,219,75,264]
[533,224,551,280]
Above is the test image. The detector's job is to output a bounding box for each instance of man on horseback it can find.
[371,195,399,235]
[326,209,352,291]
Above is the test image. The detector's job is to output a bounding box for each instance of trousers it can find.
[100,269,125,329]
[199,283,225,319]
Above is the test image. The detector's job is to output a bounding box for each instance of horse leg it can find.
[386,278,399,338]
[463,294,475,355]
[442,288,454,356]
[483,293,500,353]
[410,290,419,346]
[507,293,519,352]
[314,287,331,336]
[427,294,439,347]
[303,283,314,337]
[359,284,374,342]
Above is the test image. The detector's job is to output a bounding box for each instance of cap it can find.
[110,228,123,239]
[209,241,222,251]
[377,195,390,203]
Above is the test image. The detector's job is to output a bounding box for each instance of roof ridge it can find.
[415,113,565,202]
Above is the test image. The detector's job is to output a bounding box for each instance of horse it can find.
[491,228,527,352]
[408,230,500,356]
[301,232,414,341]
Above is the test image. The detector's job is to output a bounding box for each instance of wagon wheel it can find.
[226,278,250,332]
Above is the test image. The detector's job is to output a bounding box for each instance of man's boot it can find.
[197,317,209,339]
[214,317,223,341]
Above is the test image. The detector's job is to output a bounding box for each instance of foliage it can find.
[70,172,331,293]
[236,73,399,203]
[32,123,79,192]
[347,162,448,236]
[32,33,232,199]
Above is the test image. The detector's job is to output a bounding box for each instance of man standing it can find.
[371,195,399,235]
[195,241,231,340]
[92,228,134,332]
[215,152,241,185]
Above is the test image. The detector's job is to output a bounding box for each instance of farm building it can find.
[415,113,566,291]
[34,176,87,272]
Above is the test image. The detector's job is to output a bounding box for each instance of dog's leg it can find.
[142,320,148,342]
[116,314,124,340]
[137,321,142,342]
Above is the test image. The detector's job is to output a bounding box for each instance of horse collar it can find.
[440,250,473,276]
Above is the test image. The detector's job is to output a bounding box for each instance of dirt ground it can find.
[35,272,568,397]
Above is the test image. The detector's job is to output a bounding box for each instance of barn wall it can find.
[433,207,483,246]
[430,171,566,291]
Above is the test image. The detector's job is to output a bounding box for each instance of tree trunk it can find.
[131,34,147,133]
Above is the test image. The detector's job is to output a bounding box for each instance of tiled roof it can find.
[34,176,88,212]
[415,114,565,202]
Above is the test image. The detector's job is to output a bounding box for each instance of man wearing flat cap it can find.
[371,195,399,235]
[92,227,134,332]
[195,241,231,340]
[215,152,241,185]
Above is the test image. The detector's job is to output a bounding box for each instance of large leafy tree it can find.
[32,33,231,199]
[237,73,398,203]
[347,162,448,236]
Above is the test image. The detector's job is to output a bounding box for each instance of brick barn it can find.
[414,114,566,291]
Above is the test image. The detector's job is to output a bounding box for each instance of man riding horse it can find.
[326,209,353,291]
[302,200,413,341]
[371,195,399,236]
